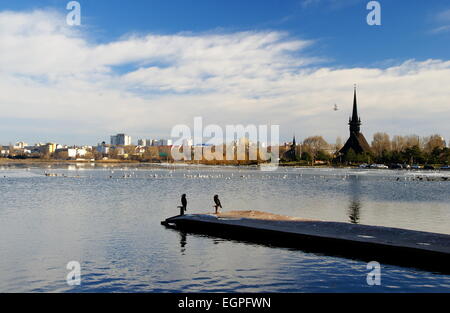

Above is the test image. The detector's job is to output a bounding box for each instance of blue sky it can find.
[3,0,449,66]
[1,0,450,145]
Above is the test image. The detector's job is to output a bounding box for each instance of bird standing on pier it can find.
[178,194,187,215]
[213,195,222,214]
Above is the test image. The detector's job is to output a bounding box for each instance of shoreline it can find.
[0,158,141,165]
[0,158,448,172]
[0,158,341,168]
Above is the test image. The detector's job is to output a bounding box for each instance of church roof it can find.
[340,132,372,155]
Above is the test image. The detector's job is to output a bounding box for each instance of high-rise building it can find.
[111,134,132,146]
[158,139,173,146]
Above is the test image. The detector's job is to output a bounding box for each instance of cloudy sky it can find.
[0,0,450,145]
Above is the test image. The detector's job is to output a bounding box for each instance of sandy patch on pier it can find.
[217,210,311,221]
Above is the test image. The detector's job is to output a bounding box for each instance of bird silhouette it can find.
[213,195,222,214]
[178,194,187,215]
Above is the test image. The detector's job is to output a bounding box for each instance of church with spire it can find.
[339,86,372,155]
[283,134,298,161]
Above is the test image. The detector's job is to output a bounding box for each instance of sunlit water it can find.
[1,163,450,292]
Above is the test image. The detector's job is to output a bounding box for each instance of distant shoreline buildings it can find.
[1,87,449,166]
[0,132,177,162]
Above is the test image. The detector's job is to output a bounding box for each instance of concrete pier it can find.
[162,210,450,273]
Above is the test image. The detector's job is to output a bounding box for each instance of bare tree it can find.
[303,136,330,162]
[391,135,406,152]
[423,134,446,153]
[405,135,421,149]
[371,132,391,157]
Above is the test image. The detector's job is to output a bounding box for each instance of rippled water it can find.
[1,163,450,292]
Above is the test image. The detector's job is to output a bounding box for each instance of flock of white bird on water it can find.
[35,167,450,183]
[1,165,448,182]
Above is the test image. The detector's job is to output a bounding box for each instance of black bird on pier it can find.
[213,195,222,214]
[178,194,187,216]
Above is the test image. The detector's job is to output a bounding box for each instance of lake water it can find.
[1,163,450,292]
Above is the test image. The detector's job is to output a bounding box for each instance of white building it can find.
[15,142,28,149]
[56,148,88,158]
[1,146,10,156]
[67,149,77,158]
[137,138,174,147]
[76,148,87,157]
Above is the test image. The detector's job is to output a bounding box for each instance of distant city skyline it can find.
[1,0,450,145]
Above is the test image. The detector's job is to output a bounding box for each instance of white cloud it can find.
[1,9,450,145]
[430,8,450,34]
[436,9,450,23]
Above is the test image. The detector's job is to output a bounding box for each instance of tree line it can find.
[290,133,450,165]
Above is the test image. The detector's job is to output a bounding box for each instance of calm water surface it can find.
[1,163,450,292]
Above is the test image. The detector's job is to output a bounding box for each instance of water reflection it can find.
[179,231,187,254]
[348,176,362,224]
[348,200,361,224]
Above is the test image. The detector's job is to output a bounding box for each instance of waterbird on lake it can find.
[178,194,187,216]
[213,195,222,214]
[182,194,187,210]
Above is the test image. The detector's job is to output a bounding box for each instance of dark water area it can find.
[1,163,449,292]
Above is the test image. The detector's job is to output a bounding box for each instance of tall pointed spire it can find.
[352,85,358,121]
[349,84,361,133]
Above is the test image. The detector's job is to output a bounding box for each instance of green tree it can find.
[301,151,312,162]
[402,145,425,164]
